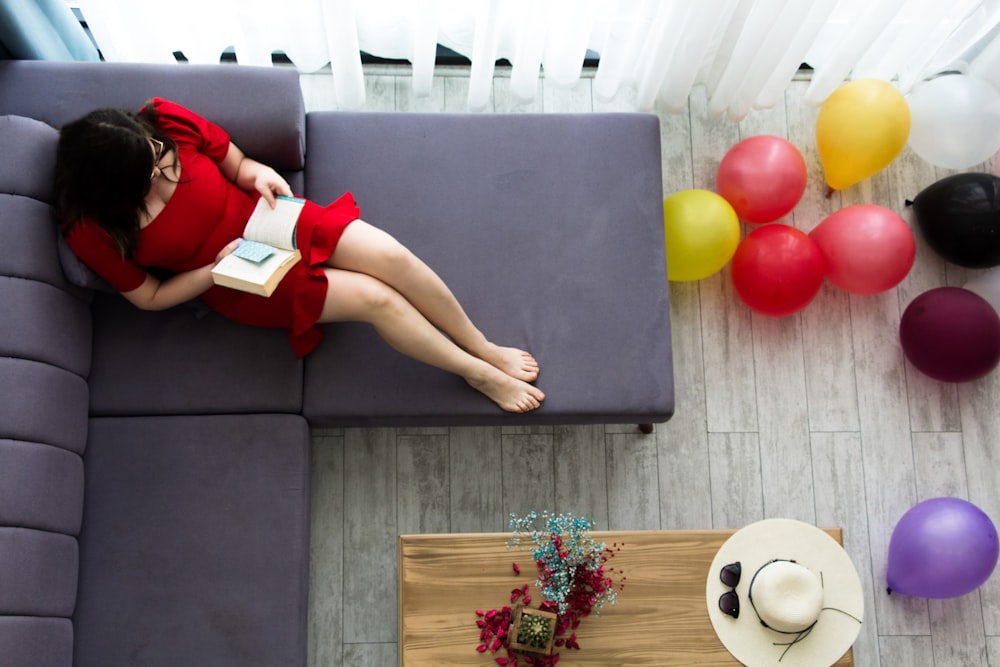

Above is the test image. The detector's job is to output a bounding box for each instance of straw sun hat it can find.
[706,519,864,667]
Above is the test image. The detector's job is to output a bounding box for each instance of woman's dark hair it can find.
[54,102,177,258]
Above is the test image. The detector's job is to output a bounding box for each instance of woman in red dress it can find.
[54,98,543,413]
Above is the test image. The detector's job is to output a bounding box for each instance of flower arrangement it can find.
[474,511,625,666]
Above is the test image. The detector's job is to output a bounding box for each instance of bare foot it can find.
[473,342,540,382]
[467,366,545,413]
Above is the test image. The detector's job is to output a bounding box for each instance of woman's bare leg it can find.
[327,220,539,382]
[318,267,544,413]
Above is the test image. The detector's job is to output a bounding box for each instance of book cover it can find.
[211,197,305,296]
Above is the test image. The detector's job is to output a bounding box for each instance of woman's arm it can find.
[121,241,240,311]
[218,141,292,207]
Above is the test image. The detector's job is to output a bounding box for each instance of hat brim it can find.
[706,519,864,667]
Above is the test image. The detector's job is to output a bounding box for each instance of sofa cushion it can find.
[0,115,105,294]
[302,112,674,426]
[0,358,88,454]
[0,527,78,617]
[0,277,91,377]
[0,617,73,667]
[88,293,304,415]
[0,439,83,535]
[74,414,311,667]
[0,115,57,202]
[0,195,85,289]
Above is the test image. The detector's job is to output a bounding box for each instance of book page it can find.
[242,196,305,250]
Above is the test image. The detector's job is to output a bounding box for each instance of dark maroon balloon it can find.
[900,287,1000,382]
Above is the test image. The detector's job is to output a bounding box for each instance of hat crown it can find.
[751,560,824,634]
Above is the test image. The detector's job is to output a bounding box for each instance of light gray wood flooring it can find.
[303,65,1000,667]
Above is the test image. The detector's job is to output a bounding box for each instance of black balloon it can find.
[909,172,1000,268]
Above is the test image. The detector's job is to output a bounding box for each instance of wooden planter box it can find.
[508,605,558,655]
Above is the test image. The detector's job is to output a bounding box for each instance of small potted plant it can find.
[508,605,558,655]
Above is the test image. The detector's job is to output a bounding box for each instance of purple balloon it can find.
[900,287,1000,382]
[887,497,999,598]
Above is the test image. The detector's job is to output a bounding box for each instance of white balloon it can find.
[906,75,1000,169]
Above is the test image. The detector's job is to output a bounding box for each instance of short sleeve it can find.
[148,98,231,163]
[64,220,148,293]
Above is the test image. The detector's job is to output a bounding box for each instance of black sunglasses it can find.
[718,561,741,619]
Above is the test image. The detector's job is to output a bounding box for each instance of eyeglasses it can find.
[150,138,165,180]
[718,561,741,619]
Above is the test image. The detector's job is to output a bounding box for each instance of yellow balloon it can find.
[663,189,740,282]
[816,79,910,191]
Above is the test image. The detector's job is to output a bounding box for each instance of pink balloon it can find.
[717,135,807,224]
[809,204,916,294]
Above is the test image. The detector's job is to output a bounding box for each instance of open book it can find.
[211,196,305,297]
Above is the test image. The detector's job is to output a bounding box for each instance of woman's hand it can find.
[215,239,241,264]
[252,167,293,208]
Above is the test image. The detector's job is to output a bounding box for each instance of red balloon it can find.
[717,135,808,224]
[731,224,825,316]
[809,204,915,294]
[900,287,1000,382]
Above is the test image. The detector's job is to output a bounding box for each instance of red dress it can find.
[65,98,359,357]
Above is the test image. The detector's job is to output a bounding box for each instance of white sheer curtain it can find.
[79,0,1000,118]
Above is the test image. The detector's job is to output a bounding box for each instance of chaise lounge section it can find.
[0,60,672,666]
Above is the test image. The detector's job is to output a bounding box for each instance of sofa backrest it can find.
[0,114,88,666]
[0,60,307,187]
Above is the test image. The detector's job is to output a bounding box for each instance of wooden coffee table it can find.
[398,529,854,666]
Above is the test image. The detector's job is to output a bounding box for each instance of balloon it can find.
[906,75,1000,170]
[909,173,1000,268]
[809,204,915,294]
[899,287,1000,382]
[731,224,825,317]
[716,135,808,224]
[887,497,999,599]
[816,79,910,191]
[663,189,741,282]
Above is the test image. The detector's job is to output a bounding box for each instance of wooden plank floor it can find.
[304,65,1000,667]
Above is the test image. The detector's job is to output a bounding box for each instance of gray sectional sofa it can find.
[0,60,672,666]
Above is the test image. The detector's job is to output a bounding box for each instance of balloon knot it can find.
[904,199,913,207]
[886,587,893,595]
